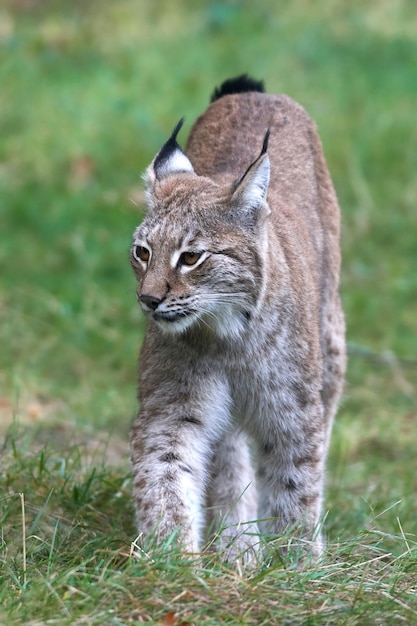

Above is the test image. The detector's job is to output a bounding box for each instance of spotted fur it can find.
[130,77,346,562]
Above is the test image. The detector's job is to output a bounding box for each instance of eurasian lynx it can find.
[130,75,345,561]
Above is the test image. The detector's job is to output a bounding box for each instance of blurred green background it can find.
[0,0,416,515]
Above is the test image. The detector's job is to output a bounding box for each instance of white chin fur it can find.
[152,304,247,339]
[154,313,199,334]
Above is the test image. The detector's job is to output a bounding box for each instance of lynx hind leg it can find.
[321,299,346,442]
[205,430,260,563]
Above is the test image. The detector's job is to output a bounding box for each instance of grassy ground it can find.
[1,0,416,623]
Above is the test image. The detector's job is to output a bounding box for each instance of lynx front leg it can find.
[131,415,204,552]
[131,379,230,553]
[255,408,327,558]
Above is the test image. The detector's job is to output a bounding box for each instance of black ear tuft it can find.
[235,130,271,191]
[170,117,185,142]
[261,129,270,156]
[210,74,265,103]
[153,118,185,176]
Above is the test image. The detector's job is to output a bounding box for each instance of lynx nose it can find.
[139,294,162,311]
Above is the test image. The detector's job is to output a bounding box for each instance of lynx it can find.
[130,75,345,561]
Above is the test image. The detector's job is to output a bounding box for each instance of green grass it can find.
[1,0,417,623]
[1,429,416,625]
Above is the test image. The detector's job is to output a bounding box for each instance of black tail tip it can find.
[210,74,265,103]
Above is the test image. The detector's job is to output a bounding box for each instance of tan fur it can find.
[130,83,346,562]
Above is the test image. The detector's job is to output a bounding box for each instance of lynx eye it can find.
[133,245,150,263]
[180,251,202,266]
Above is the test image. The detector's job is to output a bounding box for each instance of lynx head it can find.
[131,119,270,339]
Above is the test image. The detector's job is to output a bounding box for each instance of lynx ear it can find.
[146,118,194,188]
[231,130,270,225]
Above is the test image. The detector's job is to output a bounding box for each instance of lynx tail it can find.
[210,74,265,103]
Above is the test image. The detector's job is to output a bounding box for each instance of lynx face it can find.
[131,122,270,338]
